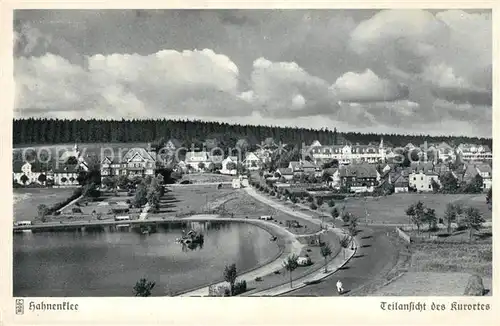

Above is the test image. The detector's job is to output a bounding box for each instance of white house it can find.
[409,171,440,192]
[309,138,387,166]
[457,143,493,162]
[221,156,238,175]
[243,152,261,171]
[185,151,211,172]
[13,161,46,185]
[232,178,241,189]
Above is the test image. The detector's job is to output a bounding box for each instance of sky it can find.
[13,9,492,137]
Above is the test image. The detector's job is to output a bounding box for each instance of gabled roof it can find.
[301,161,318,169]
[410,162,434,173]
[123,148,156,162]
[244,152,260,160]
[394,174,409,187]
[277,167,294,175]
[476,164,492,174]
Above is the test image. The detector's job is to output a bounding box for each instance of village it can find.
[13,138,493,196]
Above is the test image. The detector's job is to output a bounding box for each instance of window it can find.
[413,177,416,181]
[429,185,431,189]
[421,177,423,181]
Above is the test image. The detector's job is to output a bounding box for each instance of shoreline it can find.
[173,216,289,296]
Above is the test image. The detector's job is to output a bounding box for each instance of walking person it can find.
[336,280,344,295]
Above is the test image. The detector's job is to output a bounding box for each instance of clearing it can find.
[13,188,75,221]
[320,193,491,224]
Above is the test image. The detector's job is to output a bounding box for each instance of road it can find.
[283,225,400,296]
[244,186,401,297]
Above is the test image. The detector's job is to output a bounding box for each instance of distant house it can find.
[461,163,492,190]
[393,174,409,193]
[408,164,440,192]
[243,152,261,171]
[232,178,241,189]
[53,164,82,186]
[339,164,380,193]
[308,138,387,166]
[101,147,156,180]
[276,168,294,181]
[220,156,238,175]
[435,142,456,162]
[457,143,492,162]
[185,151,211,171]
[13,161,51,186]
[324,168,340,189]
[288,161,303,175]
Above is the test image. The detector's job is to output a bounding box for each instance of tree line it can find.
[13,118,492,149]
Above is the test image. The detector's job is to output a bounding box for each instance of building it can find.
[324,168,340,189]
[461,163,492,190]
[339,164,380,193]
[101,147,156,180]
[435,142,456,162]
[408,170,440,192]
[457,143,492,162]
[308,138,387,166]
[13,161,50,186]
[185,151,211,171]
[243,152,261,171]
[276,167,294,181]
[220,156,238,175]
[393,174,409,193]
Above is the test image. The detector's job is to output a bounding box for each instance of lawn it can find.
[223,192,322,235]
[13,188,75,221]
[372,272,492,296]
[322,193,491,225]
[410,241,492,277]
[155,185,236,216]
[371,239,493,296]
[60,191,142,220]
[180,173,234,184]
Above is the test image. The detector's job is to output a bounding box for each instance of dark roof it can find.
[339,165,378,178]
[52,164,81,173]
[394,174,409,187]
[277,168,294,175]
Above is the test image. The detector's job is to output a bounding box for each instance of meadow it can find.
[318,193,491,224]
[13,188,75,221]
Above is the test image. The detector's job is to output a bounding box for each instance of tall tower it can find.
[379,137,385,162]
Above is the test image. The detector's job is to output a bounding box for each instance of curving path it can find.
[244,186,401,297]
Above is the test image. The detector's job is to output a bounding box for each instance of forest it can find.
[13,118,492,149]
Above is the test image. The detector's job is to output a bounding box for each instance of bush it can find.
[255,277,263,282]
[307,196,314,202]
[71,207,82,214]
[328,200,335,207]
[463,274,485,296]
[310,202,318,210]
[233,280,247,295]
[126,199,131,204]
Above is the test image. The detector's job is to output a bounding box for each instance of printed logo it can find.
[15,299,24,315]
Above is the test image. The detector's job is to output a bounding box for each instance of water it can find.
[13,221,280,296]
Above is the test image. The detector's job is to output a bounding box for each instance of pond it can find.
[13,221,280,296]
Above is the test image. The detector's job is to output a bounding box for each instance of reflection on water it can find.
[13,221,279,297]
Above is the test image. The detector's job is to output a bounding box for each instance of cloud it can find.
[15,49,251,119]
[243,57,335,117]
[330,69,409,102]
[349,9,492,105]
